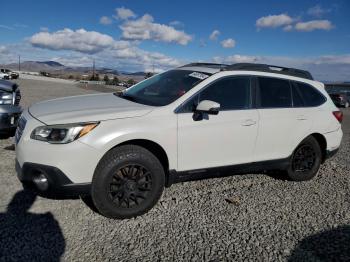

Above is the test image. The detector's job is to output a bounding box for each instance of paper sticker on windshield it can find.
[189,72,209,80]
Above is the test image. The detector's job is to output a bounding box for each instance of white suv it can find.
[15,63,343,219]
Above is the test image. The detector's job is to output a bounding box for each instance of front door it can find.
[177,76,259,171]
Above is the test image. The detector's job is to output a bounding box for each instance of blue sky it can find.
[1,0,350,81]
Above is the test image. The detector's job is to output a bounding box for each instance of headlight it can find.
[0,92,13,105]
[31,122,99,144]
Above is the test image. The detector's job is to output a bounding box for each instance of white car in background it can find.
[15,63,343,219]
[0,72,10,80]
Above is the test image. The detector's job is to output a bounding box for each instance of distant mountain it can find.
[0,60,147,78]
[0,60,64,72]
[123,71,147,76]
[36,61,64,67]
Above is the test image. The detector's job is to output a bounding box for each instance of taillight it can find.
[333,111,343,123]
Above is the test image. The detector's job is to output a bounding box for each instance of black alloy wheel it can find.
[292,144,317,172]
[286,136,322,181]
[108,164,152,208]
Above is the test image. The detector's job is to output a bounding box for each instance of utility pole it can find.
[92,59,95,80]
[18,55,21,72]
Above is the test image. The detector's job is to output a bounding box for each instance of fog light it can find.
[33,174,49,191]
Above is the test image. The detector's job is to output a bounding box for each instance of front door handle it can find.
[241,119,256,126]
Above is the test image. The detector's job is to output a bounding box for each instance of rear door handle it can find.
[297,115,307,120]
[241,119,256,126]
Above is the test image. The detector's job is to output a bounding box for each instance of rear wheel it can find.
[286,136,322,181]
[91,145,165,219]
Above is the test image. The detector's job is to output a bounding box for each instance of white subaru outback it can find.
[15,63,343,219]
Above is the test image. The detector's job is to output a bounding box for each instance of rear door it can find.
[254,76,303,161]
[177,76,259,171]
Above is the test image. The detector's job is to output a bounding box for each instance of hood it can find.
[29,93,154,125]
[0,80,18,92]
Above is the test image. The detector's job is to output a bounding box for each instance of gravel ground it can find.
[0,78,349,261]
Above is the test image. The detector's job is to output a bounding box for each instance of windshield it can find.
[120,70,210,106]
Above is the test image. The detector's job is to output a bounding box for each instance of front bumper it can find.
[16,160,91,197]
[15,109,102,196]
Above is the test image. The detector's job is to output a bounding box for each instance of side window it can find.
[257,77,292,108]
[291,84,304,107]
[199,77,251,110]
[294,82,326,107]
[179,94,199,113]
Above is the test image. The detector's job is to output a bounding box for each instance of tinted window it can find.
[258,77,292,108]
[294,82,326,107]
[198,77,251,110]
[179,94,199,113]
[292,84,304,107]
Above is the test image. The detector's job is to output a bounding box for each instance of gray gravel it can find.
[0,78,349,261]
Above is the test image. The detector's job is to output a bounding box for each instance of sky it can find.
[0,0,349,81]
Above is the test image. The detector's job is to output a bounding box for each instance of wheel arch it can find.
[309,133,327,162]
[116,139,169,172]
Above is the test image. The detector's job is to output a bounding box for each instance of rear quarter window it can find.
[293,82,326,107]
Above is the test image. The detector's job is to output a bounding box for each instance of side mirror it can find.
[195,100,220,115]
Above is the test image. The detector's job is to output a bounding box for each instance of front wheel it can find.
[286,136,322,181]
[91,145,165,219]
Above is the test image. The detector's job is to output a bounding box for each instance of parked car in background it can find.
[329,92,350,108]
[0,80,21,138]
[0,72,10,80]
[15,63,342,219]
[0,69,19,79]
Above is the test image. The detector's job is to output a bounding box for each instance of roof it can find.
[179,62,313,80]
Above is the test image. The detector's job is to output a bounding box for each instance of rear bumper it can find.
[16,160,91,198]
[325,148,339,160]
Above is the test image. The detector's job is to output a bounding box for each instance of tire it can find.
[0,134,10,140]
[286,136,322,181]
[91,145,165,219]
[80,195,100,214]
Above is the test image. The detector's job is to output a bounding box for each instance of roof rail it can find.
[180,63,229,69]
[224,63,313,80]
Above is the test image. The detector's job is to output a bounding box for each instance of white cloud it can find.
[209,30,220,41]
[40,27,49,32]
[307,5,331,17]
[221,38,236,48]
[294,20,333,32]
[24,28,183,72]
[115,7,136,20]
[169,21,184,28]
[283,25,293,32]
[256,14,293,29]
[0,46,7,53]
[100,16,112,25]
[120,14,192,45]
[0,25,13,30]
[30,28,121,54]
[214,55,258,64]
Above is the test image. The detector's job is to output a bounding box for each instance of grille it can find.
[14,90,21,106]
[15,115,26,144]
